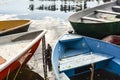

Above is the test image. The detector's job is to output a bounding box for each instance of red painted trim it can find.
[0,39,41,80]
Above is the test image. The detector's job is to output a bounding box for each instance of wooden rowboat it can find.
[102,35,120,45]
[68,0,120,39]
[52,33,120,80]
[0,20,31,36]
[0,30,46,80]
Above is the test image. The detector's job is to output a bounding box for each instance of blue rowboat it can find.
[52,33,120,80]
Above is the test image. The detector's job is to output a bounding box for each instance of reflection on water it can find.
[36,0,76,12]
[28,0,111,12]
[0,0,111,20]
[29,4,34,11]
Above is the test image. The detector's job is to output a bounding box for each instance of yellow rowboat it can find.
[0,20,31,36]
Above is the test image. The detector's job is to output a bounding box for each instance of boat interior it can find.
[0,30,44,71]
[53,34,120,80]
[70,1,120,23]
[0,30,43,44]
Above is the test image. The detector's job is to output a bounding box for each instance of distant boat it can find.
[52,33,120,80]
[0,30,46,80]
[0,20,31,36]
[68,0,120,39]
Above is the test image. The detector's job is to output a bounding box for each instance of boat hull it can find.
[0,30,46,80]
[70,21,120,39]
[0,20,31,36]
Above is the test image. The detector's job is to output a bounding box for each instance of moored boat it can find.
[68,0,120,39]
[52,33,120,80]
[0,20,31,36]
[102,35,120,45]
[0,30,46,80]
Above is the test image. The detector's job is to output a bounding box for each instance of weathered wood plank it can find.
[81,16,110,22]
[96,10,120,15]
[59,53,113,71]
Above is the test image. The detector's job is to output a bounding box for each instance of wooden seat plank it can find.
[81,16,111,22]
[59,52,113,71]
[112,6,120,9]
[112,6,120,12]
[95,10,120,15]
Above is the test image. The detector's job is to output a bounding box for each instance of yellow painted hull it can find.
[0,20,31,36]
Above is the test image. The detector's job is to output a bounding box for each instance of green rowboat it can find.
[68,0,120,39]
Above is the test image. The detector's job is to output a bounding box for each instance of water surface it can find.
[0,0,111,21]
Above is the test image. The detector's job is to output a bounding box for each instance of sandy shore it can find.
[27,17,72,80]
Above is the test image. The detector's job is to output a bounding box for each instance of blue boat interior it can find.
[52,34,120,80]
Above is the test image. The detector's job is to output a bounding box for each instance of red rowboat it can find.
[102,35,120,45]
[0,30,46,80]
